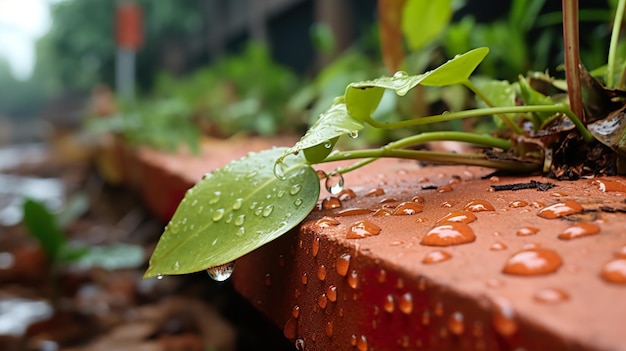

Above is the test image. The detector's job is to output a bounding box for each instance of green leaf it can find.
[22,198,66,260]
[474,79,517,128]
[518,76,555,125]
[421,47,490,86]
[73,244,145,270]
[402,0,453,51]
[277,99,364,164]
[145,147,320,278]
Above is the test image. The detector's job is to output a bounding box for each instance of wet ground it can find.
[0,143,294,351]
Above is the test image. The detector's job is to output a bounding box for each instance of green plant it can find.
[144,1,626,279]
[22,197,145,292]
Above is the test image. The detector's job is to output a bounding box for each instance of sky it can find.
[0,0,54,80]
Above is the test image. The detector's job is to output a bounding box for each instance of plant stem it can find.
[384,130,511,150]
[321,148,540,172]
[609,0,626,88]
[364,104,592,140]
[562,0,585,122]
[463,79,524,135]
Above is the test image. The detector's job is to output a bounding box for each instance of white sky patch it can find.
[0,0,53,80]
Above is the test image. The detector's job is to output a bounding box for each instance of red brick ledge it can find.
[106,138,626,351]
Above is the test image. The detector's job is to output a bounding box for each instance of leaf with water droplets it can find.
[277,99,364,165]
[144,147,320,278]
[344,48,489,122]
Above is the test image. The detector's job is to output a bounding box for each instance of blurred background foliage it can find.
[0,0,618,150]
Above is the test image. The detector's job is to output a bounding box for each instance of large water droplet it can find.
[435,211,476,225]
[447,312,465,335]
[516,226,539,236]
[365,188,385,197]
[327,285,338,302]
[558,222,600,240]
[393,70,408,78]
[315,216,340,229]
[325,172,344,194]
[356,335,368,351]
[212,209,225,222]
[537,200,583,219]
[492,298,517,337]
[290,183,302,195]
[509,200,528,208]
[262,205,274,217]
[283,317,297,339]
[336,253,351,276]
[232,198,243,210]
[437,184,454,193]
[392,202,424,215]
[156,274,164,280]
[347,220,381,239]
[463,199,495,212]
[338,189,357,200]
[273,160,288,180]
[383,294,395,313]
[292,305,300,318]
[600,258,626,284]
[502,248,562,275]
[337,207,372,216]
[420,222,476,246]
[318,293,328,309]
[207,261,236,281]
[317,264,327,280]
[234,214,245,227]
[312,237,320,257]
[533,287,570,303]
[422,250,453,264]
[591,179,626,192]
[321,196,342,210]
[399,292,413,314]
[347,269,359,289]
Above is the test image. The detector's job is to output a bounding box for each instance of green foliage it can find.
[402,0,453,51]
[22,197,144,270]
[144,147,320,278]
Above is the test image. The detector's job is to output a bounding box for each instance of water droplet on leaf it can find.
[290,183,302,195]
[234,214,245,227]
[262,205,274,217]
[207,261,236,281]
[212,209,225,222]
